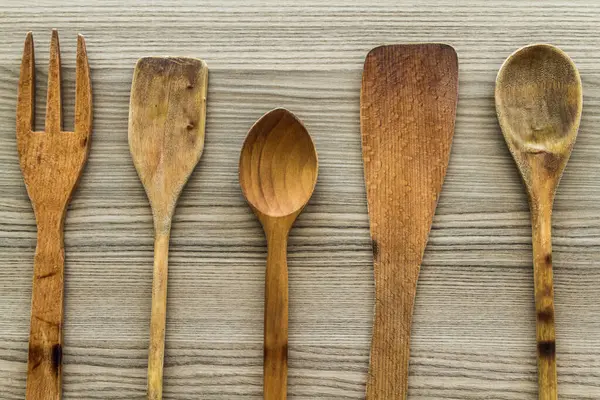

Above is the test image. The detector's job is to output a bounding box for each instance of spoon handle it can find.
[148,231,171,400]
[263,220,291,400]
[530,197,557,400]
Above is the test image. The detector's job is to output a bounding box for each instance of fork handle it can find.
[148,232,170,400]
[26,212,65,400]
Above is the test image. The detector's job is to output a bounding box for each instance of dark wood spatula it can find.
[361,44,458,400]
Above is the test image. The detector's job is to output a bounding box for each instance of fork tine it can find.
[74,34,92,137]
[45,29,62,133]
[17,32,34,136]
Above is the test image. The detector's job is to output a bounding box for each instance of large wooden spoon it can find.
[239,108,318,400]
[128,57,208,400]
[495,44,582,400]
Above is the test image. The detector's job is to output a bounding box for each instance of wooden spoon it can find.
[128,57,208,400]
[239,108,318,400]
[495,44,582,400]
[361,44,458,400]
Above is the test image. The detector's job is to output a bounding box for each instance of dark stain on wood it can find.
[371,239,379,261]
[51,343,62,373]
[264,343,288,363]
[538,340,556,358]
[28,345,43,371]
[537,309,555,323]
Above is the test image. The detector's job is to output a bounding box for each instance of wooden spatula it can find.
[128,57,208,400]
[361,44,458,400]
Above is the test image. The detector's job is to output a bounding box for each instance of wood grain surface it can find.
[1,1,600,399]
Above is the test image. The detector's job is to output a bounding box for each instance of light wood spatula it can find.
[128,57,208,400]
[361,44,458,399]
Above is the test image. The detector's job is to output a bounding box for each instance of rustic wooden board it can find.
[1,1,600,398]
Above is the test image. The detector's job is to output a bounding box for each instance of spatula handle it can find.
[263,222,290,400]
[531,198,557,400]
[366,253,418,400]
[26,212,65,400]
[148,232,170,400]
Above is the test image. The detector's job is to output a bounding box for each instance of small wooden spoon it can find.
[128,57,208,400]
[239,108,318,400]
[495,44,582,400]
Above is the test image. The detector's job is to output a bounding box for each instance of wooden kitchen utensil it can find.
[495,44,582,400]
[128,57,208,400]
[361,44,458,400]
[17,30,92,400]
[239,108,318,400]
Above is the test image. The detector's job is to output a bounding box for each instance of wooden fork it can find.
[16,30,92,400]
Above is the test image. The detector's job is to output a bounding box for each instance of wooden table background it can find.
[1,1,600,398]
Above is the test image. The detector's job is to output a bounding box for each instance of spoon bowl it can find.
[495,44,582,400]
[496,44,582,176]
[239,108,318,219]
[239,108,318,400]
